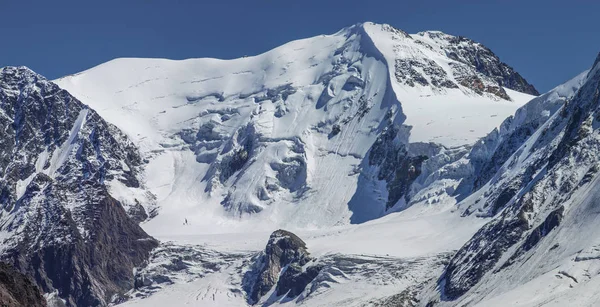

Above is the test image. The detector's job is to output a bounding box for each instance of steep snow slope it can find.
[420,54,600,306]
[55,22,536,234]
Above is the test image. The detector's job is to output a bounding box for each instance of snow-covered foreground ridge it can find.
[55,22,536,231]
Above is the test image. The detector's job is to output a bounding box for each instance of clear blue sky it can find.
[1,0,598,93]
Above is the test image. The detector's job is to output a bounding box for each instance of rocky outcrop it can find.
[394,58,458,89]
[368,122,429,210]
[0,262,46,307]
[243,230,322,304]
[458,75,510,100]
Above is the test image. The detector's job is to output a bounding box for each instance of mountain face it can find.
[0,67,158,306]
[55,22,536,233]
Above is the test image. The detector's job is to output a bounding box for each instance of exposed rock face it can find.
[394,58,458,89]
[0,262,47,307]
[458,75,511,100]
[419,32,539,96]
[5,182,158,306]
[368,122,429,210]
[275,263,323,299]
[389,28,540,100]
[0,67,158,306]
[244,230,321,304]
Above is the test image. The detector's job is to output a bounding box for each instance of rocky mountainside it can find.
[411,31,539,96]
[0,67,158,306]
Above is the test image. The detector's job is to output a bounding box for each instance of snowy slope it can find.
[55,22,536,235]
[119,205,486,307]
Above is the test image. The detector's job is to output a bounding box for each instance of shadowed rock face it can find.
[0,262,47,307]
[368,122,429,210]
[244,230,322,304]
[275,263,323,299]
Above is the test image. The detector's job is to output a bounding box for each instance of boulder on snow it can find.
[244,229,322,304]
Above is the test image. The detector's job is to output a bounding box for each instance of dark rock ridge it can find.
[0,66,158,306]
[243,230,322,304]
[0,261,47,307]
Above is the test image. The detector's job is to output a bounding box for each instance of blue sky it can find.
[1,0,598,92]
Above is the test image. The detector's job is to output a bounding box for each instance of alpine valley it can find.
[1,22,598,306]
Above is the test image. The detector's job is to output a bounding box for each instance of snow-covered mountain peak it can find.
[55,22,538,230]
